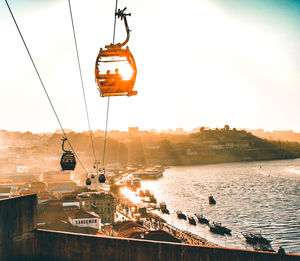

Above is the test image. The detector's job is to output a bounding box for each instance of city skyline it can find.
[1,0,300,133]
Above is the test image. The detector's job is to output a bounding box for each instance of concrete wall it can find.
[0,194,37,261]
[36,229,300,261]
[1,195,300,261]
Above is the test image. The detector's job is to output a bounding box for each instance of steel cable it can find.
[5,0,88,175]
[102,0,118,169]
[68,0,97,164]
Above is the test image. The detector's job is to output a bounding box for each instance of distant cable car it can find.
[95,8,137,97]
[60,137,76,171]
[99,173,106,183]
[85,162,106,186]
[86,178,91,186]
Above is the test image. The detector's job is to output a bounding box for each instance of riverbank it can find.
[140,159,300,254]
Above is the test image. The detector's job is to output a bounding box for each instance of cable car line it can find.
[102,97,110,168]
[112,0,118,45]
[101,0,118,170]
[5,0,88,175]
[67,0,97,163]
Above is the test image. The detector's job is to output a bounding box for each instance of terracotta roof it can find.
[69,209,99,219]
[129,230,181,243]
[112,221,146,234]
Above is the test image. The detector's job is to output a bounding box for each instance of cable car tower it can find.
[95,7,137,97]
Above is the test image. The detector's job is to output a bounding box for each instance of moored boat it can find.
[159,202,170,214]
[188,216,197,226]
[253,243,275,252]
[209,222,231,235]
[242,232,272,245]
[195,214,209,224]
[208,195,216,205]
[176,211,187,220]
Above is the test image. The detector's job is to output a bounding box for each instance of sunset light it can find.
[120,187,142,204]
[1,0,299,132]
[1,0,300,258]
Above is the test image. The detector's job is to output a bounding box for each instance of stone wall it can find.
[0,194,37,261]
[35,229,300,261]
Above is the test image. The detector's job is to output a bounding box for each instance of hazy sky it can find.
[1,0,300,133]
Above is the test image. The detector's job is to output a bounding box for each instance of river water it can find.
[141,159,300,254]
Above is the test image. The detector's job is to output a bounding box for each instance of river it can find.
[141,159,300,254]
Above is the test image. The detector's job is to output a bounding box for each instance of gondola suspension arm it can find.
[114,7,131,48]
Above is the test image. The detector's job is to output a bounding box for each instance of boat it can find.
[159,202,170,214]
[209,222,231,235]
[188,216,196,226]
[252,243,275,252]
[208,196,216,205]
[176,211,187,220]
[133,167,164,180]
[242,232,272,245]
[195,214,209,224]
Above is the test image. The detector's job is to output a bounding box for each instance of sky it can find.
[0,0,300,133]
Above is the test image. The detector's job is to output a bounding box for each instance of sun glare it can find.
[120,187,142,204]
[117,61,134,80]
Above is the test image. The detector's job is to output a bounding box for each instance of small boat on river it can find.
[176,211,187,220]
[188,216,196,226]
[242,232,271,245]
[159,202,170,214]
[208,196,216,205]
[209,222,231,235]
[195,214,209,224]
[252,243,275,252]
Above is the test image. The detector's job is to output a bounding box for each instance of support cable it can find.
[102,0,118,169]
[5,0,88,175]
[68,0,97,163]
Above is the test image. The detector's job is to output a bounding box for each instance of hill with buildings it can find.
[248,129,300,143]
[1,126,300,171]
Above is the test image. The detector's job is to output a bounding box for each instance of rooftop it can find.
[69,209,99,219]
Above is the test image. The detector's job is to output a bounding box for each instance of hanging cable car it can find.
[86,178,91,186]
[98,168,106,183]
[85,162,106,186]
[95,7,137,97]
[60,137,76,171]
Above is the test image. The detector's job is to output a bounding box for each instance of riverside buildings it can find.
[77,191,115,224]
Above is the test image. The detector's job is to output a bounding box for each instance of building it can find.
[128,127,139,136]
[0,186,11,199]
[41,170,72,183]
[110,221,147,238]
[68,209,101,229]
[41,171,78,197]
[77,192,115,224]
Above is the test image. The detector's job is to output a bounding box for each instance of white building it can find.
[68,210,101,229]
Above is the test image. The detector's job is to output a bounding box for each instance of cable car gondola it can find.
[95,7,137,97]
[60,137,76,171]
[85,162,106,186]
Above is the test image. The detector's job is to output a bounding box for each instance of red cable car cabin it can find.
[95,7,137,97]
[95,44,137,97]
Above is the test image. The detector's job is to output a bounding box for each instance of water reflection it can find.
[141,159,300,254]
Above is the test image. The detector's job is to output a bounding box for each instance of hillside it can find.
[1,127,300,171]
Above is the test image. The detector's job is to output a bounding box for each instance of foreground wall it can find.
[1,195,300,261]
[36,229,300,261]
[0,194,37,261]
